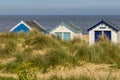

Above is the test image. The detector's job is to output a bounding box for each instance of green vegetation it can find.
[0,31,120,79]
[0,76,17,80]
[0,75,118,80]
[49,75,119,80]
[49,75,93,80]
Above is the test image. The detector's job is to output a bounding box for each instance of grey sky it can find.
[0,0,120,15]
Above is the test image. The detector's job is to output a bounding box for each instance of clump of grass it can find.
[92,36,120,65]
[4,53,26,72]
[49,74,119,80]
[0,76,17,80]
[46,47,78,67]
[75,44,90,61]
[0,39,17,58]
[0,33,17,39]
[25,34,49,50]
[4,53,47,73]
[92,43,120,64]
[75,36,120,65]
[49,75,92,80]
[70,37,82,44]
[25,31,59,50]
[16,62,37,80]
[28,54,47,73]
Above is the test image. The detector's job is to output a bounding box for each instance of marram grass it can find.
[0,31,120,80]
[0,76,17,80]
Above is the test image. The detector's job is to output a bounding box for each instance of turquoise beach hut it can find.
[50,21,82,41]
[10,20,46,33]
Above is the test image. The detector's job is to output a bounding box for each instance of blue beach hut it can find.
[50,21,82,41]
[10,20,46,33]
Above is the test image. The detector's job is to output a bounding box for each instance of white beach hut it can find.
[50,21,82,41]
[87,20,120,45]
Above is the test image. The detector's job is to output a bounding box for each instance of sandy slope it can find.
[0,61,120,80]
[37,63,120,79]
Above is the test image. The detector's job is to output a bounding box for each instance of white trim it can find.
[10,21,32,32]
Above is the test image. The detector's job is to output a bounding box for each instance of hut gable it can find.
[88,20,120,32]
[50,21,82,40]
[10,21,31,33]
[50,21,81,33]
[10,20,46,33]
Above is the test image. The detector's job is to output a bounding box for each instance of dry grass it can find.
[0,63,120,80]
[38,63,120,79]
[0,31,120,80]
[82,34,89,43]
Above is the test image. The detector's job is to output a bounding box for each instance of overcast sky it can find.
[0,0,120,15]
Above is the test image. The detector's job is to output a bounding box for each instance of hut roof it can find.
[25,20,47,32]
[50,21,82,33]
[87,20,120,32]
[64,21,81,32]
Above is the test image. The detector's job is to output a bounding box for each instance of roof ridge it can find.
[88,19,120,31]
[65,21,81,31]
[68,21,80,29]
[33,20,46,31]
[104,19,120,30]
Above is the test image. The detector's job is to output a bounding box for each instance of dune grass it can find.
[0,31,120,69]
[0,31,120,79]
[45,47,78,67]
[49,75,119,80]
[0,76,17,80]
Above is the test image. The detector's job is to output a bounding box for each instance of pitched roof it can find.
[50,21,81,33]
[103,20,120,31]
[87,20,120,32]
[64,21,81,32]
[10,20,47,33]
[25,20,47,32]
[10,21,31,32]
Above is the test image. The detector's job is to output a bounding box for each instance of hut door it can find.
[55,32,62,39]
[64,32,70,41]
[95,31,102,42]
[104,31,111,40]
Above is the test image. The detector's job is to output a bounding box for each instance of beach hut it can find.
[50,21,82,41]
[10,20,46,33]
[87,20,120,45]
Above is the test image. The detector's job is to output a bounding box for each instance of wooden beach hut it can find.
[10,20,46,33]
[87,20,120,45]
[50,21,82,41]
